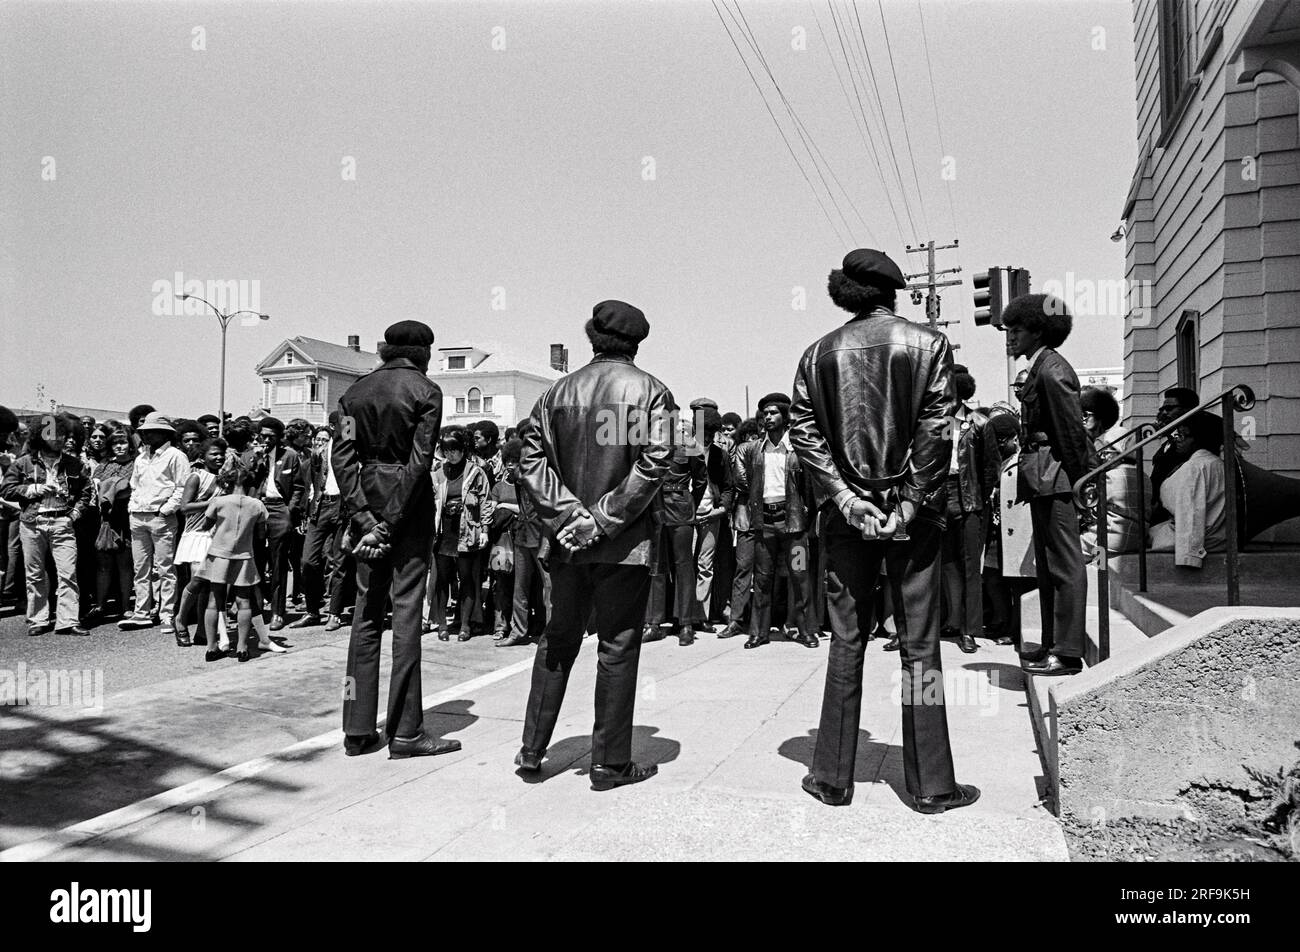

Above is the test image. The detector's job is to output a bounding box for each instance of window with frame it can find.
[308,375,319,403]
[455,397,466,414]
[275,379,304,405]
[482,396,493,413]
[448,355,466,370]
[1176,310,1199,392]
[467,387,481,413]
[1158,0,1197,130]
[284,351,294,365]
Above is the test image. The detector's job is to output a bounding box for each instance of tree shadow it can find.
[516,725,680,785]
[778,728,909,803]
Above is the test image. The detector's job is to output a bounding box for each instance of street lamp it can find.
[177,293,270,436]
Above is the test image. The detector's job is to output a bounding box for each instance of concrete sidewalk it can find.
[10,631,1066,862]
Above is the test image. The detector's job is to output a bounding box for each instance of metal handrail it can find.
[1070,384,1254,664]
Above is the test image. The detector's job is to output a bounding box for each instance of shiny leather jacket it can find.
[657,444,708,526]
[733,433,812,534]
[520,353,675,565]
[790,309,954,514]
[1017,348,1098,499]
[954,410,1000,514]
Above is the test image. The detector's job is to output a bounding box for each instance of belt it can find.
[762,501,787,515]
[35,508,71,518]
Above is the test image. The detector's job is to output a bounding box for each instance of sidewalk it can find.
[7,629,1067,862]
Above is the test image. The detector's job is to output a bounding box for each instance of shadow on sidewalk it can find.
[516,725,681,784]
[778,729,909,803]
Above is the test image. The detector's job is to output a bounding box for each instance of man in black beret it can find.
[790,248,979,814]
[516,300,675,788]
[732,391,817,649]
[1002,294,1097,677]
[332,319,462,759]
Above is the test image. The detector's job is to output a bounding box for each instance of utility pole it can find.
[904,239,962,343]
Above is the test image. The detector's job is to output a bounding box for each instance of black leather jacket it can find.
[790,309,955,514]
[520,353,675,565]
[332,357,442,537]
[954,410,1000,514]
[733,433,813,534]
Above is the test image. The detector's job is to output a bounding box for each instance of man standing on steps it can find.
[516,300,675,790]
[790,248,980,815]
[333,320,461,760]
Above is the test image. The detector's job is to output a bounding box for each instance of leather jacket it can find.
[733,432,812,535]
[657,443,708,526]
[1016,348,1098,499]
[520,353,675,565]
[954,410,1000,514]
[790,309,955,515]
[332,357,442,537]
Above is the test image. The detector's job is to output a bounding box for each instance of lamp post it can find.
[177,293,269,436]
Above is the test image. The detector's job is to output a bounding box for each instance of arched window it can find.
[467,387,481,413]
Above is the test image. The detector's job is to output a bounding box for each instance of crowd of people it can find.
[0,245,1243,806]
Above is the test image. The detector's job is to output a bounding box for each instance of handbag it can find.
[95,520,122,552]
[489,531,514,574]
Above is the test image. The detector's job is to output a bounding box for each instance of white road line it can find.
[0,653,543,863]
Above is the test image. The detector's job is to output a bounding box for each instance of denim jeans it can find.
[20,514,80,628]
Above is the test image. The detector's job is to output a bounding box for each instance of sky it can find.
[1,0,1138,420]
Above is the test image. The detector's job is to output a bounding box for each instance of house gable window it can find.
[284,351,294,366]
[1176,310,1199,392]
[448,355,466,370]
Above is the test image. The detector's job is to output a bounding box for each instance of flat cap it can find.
[841,248,907,290]
[384,320,435,347]
[591,300,649,343]
[689,397,719,411]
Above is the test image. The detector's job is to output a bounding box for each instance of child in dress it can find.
[174,438,225,647]
[198,460,267,662]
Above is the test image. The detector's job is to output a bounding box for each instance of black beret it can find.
[384,320,435,347]
[591,300,649,342]
[989,413,1020,441]
[841,248,907,290]
[757,392,791,412]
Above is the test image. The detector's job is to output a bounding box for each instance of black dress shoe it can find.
[388,733,463,759]
[324,615,345,632]
[236,650,251,663]
[914,783,981,814]
[995,636,1014,646]
[204,647,225,662]
[883,635,901,651]
[496,632,530,647]
[590,762,658,791]
[439,627,453,641]
[641,625,666,643]
[958,633,977,654]
[515,747,543,772]
[717,622,745,639]
[789,630,819,649]
[55,625,91,637]
[269,615,287,631]
[27,623,53,637]
[344,731,384,756]
[1019,645,1049,663]
[940,625,961,640]
[801,772,853,806]
[457,629,473,642]
[1022,653,1083,677]
[743,634,769,649]
[290,614,322,629]
[676,626,695,646]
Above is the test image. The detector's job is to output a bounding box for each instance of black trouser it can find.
[1029,494,1086,659]
[511,543,550,638]
[942,509,985,637]
[343,517,432,739]
[259,499,293,617]
[74,509,99,616]
[1,515,22,602]
[96,544,133,614]
[522,562,651,765]
[646,523,694,626]
[750,526,812,638]
[434,550,484,631]
[710,514,735,623]
[490,565,513,633]
[287,524,305,602]
[301,497,345,616]
[729,528,754,624]
[813,506,957,798]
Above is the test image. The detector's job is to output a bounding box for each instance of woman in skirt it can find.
[198,460,268,662]
[174,438,225,647]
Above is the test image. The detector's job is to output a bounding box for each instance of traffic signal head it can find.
[973,267,1003,327]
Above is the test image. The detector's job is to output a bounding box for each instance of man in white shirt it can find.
[120,413,190,632]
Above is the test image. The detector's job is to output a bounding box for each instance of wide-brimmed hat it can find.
[135,411,176,434]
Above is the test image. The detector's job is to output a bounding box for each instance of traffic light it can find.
[1007,267,1031,300]
[972,267,1003,327]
